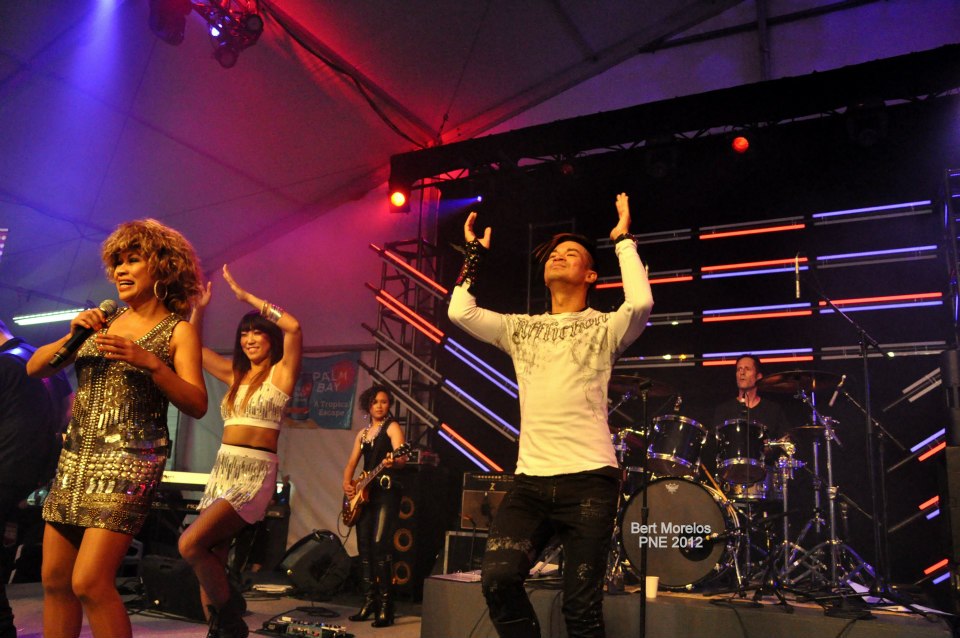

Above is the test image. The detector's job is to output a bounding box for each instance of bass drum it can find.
[619,477,739,590]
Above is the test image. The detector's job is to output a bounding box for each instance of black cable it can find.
[836,618,859,638]
[259,1,426,150]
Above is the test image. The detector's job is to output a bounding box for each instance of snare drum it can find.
[620,477,739,590]
[715,419,767,484]
[723,471,784,502]
[646,415,707,478]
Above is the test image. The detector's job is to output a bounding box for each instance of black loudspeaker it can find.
[139,555,205,621]
[392,466,452,600]
[942,349,960,446]
[280,530,351,599]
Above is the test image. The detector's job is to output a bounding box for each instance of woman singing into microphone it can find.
[28,219,207,638]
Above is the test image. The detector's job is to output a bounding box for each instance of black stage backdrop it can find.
[428,93,960,588]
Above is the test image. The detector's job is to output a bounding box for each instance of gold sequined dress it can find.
[42,309,180,535]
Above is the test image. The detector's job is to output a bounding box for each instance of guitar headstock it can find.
[392,442,412,459]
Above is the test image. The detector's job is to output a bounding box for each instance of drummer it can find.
[713,354,789,442]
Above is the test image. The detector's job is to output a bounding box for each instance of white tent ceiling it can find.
[1,0,957,334]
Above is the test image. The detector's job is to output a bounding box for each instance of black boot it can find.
[371,559,394,628]
[208,588,249,638]
[349,559,379,621]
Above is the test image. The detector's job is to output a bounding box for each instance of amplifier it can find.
[460,473,514,531]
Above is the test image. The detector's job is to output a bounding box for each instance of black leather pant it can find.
[355,484,400,591]
[480,473,618,638]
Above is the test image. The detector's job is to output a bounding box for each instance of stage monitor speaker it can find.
[139,555,205,621]
[280,530,351,600]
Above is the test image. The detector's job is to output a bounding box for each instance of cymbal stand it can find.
[784,395,873,590]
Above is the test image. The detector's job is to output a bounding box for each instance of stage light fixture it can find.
[148,0,192,45]
[731,136,750,153]
[149,1,264,68]
[388,177,411,212]
[390,190,408,209]
[846,98,888,147]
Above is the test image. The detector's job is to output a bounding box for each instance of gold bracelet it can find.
[260,301,284,323]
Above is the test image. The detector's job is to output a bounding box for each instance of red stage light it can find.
[390,190,407,208]
[731,136,750,153]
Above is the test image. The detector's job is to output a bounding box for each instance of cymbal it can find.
[609,375,675,397]
[758,369,841,394]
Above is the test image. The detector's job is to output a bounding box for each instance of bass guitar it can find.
[341,442,411,527]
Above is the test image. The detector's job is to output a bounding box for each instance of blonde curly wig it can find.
[101,219,203,317]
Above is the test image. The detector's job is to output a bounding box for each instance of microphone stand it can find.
[635,388,651,637]
[805,280,926,615]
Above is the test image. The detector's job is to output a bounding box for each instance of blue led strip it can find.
[437,430,490,471]
[911,429,946,453]
[812,200,932,219]
[933,572,951,585]
[818,301,942,314]
[445,337,519,398]
[442,379,520,438]
[817,245,938,262]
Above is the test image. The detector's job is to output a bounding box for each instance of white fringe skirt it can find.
[198,444,278,523]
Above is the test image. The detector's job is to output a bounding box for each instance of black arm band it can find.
[456,239,487,287]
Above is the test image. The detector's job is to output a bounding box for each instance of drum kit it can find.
[607,370,873,596]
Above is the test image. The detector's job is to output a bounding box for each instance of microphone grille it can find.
[98,299,118,317]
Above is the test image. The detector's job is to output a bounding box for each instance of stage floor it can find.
[422,573,955,638]
[5,581,422,638]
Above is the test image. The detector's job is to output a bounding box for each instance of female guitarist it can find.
[341,385,406,627]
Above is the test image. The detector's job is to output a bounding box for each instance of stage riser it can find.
[421,577,950,638]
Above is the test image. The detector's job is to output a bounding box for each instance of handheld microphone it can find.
[48,300,118,368]
[828,374,847,408]
[794,254,800,299]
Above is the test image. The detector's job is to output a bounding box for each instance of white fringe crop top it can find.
[220,366,291,431]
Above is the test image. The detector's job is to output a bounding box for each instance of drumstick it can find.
[700,465,723,494]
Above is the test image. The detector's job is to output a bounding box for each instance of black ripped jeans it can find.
[480,472,618,638]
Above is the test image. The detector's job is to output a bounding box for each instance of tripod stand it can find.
[781,391,873,590]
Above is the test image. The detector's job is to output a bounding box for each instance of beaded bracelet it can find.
[613,233,636,244]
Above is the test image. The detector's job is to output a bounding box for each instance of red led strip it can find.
[703,310,812,322]
[702,257,809,273]
[441,423,503,472]
[924,558,949,575]
[375,295,442,344]
[919,496,940,510]
[700,223,805,240]
[703,355,814,367]
[381,248,448,295]
[596,275,694,290]
[919,441,947,462]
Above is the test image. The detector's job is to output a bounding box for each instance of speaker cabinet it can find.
[280,530,351,599]
[139,555,205,621]
[392,465,453,600]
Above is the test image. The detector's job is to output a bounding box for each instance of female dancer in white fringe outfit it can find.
[180,265,302,638]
